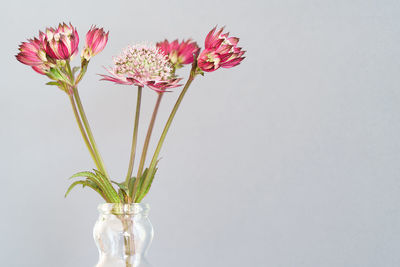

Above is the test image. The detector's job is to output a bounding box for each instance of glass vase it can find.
[93,203,154,267]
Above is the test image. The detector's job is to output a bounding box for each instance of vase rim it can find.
[97,203,150,215]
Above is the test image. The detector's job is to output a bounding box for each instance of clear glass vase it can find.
[93,203,154,267]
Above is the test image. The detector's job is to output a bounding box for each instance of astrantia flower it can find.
[81,26,109,61]
[16,36,51,75]
[156,39,199,68]
[44,23,79,60]
[197,27,245,72]
[100,43,182,92]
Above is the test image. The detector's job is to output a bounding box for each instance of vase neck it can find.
[98,203,150,216]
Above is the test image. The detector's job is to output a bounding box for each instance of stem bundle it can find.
[66,58,198,204]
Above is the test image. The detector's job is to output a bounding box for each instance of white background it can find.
[1,0,400,266]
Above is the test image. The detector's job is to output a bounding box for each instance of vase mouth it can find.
[98,203,150,215]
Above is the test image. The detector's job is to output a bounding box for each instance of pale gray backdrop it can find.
[1,0,400,266]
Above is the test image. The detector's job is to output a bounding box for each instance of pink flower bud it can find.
[81,26,109,61]
[44,23,79,60]
[197,27,245,72]
[16,37,51,75]
[156,39,199,68]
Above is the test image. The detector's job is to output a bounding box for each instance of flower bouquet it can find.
[16,23,245,266]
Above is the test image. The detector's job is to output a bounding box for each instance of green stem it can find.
[137,93,163,178]
[72,86,110,180]
[120,215,134,267]
[68,95,100,170]
[132,93,163,200]
[125,86,143,184]
[66,61,73,77]
[137,69,196,201]
[75,62,88,85]
[65,61,98,169]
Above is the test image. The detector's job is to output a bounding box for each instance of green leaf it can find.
[70,170,120,203]
[46,81,59,86]
[64,179,107,201]
[118,188,128,202]
[93,169,121,203]
[112,180,129,193]
[195,67,205,76]
[47,67,73,85]
[47,68,63,80]
[70,171,98,180]
[65,180,88,198]
[46,81,66,92]
[143,167,157,196]
[135,167,158,202]
[129,169,148,199]
[137,168,148,193]
[128,177,136,196]
[135,159,160,202]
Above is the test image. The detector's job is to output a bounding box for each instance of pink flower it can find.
[31,64,51,75]
[44,23,79,60]
[81,26,109,61]
[100,43,182,92]
[156,39,199,68]
[16,36,51,75]
[197,27,245,72]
